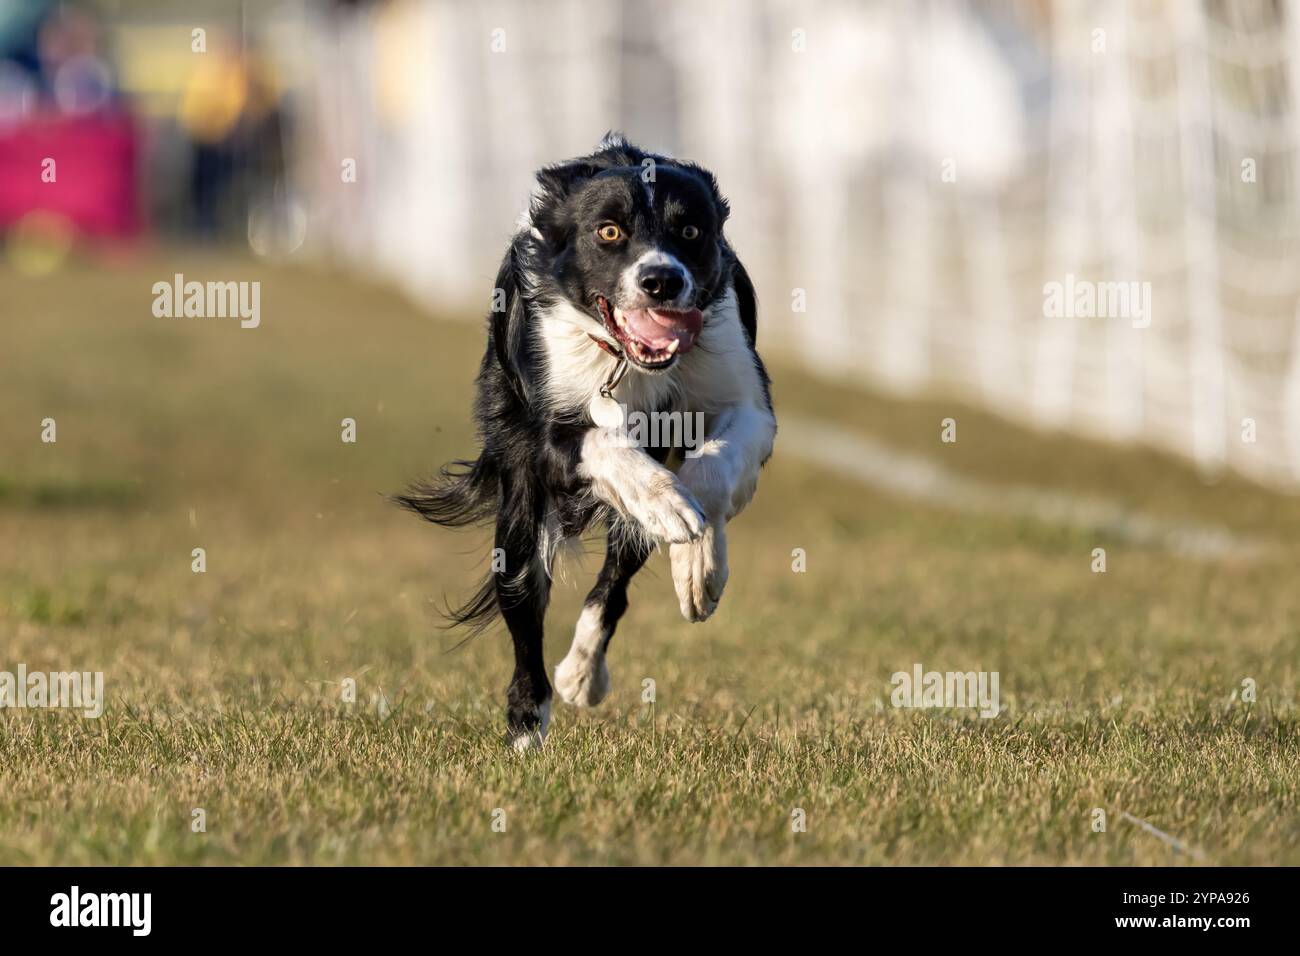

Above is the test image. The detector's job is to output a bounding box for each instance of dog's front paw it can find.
[629,474,706,544]
[505,701,551,751]
[505,678,551,751]
[554,650,610,707]
[670,521,728,622]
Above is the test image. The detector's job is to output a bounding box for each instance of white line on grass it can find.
[1119,810,1209,861]
[782,416,1264,560]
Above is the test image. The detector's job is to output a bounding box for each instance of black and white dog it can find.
[398,135,776,748]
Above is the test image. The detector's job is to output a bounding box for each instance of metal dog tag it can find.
[589,393,625,429]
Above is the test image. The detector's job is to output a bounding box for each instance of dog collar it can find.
[588,333,630,399]
[599,354,630,399]
[588,333,622,359]
[589,350,630,428]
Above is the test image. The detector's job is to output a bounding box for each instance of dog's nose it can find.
[638,266,685,302]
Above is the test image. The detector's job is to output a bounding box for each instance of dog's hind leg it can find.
[498,522,554,751]
[554,532,651,708]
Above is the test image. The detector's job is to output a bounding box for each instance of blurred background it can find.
[5,0,1300,489]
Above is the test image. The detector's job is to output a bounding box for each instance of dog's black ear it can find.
[530,160,600,251]
[489,242,532,402]
[678,162,731,225]
[534,160,600,204]
[732,256,758,346]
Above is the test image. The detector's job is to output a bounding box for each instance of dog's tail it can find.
[392,457,502,631]
[393,457,497,528]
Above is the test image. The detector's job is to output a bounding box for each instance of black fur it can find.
[395,135,769,743]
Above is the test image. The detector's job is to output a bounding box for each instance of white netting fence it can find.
[280,0,1300,490]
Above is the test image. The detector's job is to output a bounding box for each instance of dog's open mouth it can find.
[596,295,703,369]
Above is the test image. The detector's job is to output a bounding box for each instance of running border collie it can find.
[397,135,776,749]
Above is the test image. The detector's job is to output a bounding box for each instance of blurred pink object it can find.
[0,111,140,238]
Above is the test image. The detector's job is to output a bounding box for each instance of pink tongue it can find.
[619,308,704,353]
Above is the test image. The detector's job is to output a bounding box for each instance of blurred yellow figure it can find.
[177,36,283,238]
[178,46,249,145]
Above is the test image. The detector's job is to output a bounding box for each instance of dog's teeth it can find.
[666,339,679,355]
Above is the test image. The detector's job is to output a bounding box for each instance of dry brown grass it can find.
[1,253,1297,864]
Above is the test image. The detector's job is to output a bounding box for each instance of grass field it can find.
[2,252,1298,865]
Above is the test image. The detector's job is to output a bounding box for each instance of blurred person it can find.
[179,34,286,239]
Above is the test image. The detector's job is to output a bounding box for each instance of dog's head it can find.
[526,139,733,372]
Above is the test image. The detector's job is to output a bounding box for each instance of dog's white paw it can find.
[628,473,706,544]
[670,521,728,622]
[554,651,610,707]
[509,729,545,751]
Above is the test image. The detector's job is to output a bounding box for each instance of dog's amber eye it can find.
[596,224,623,242]
[681,225,700,240]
